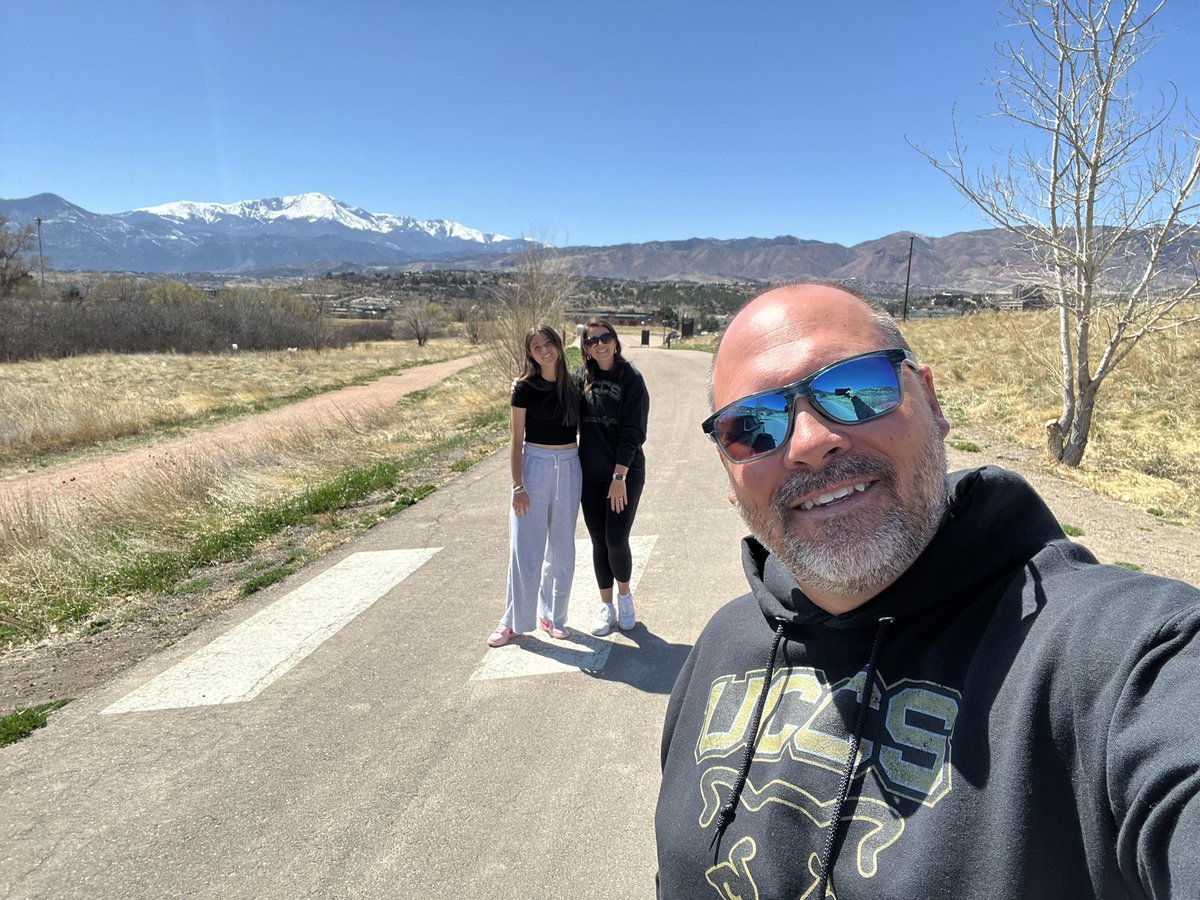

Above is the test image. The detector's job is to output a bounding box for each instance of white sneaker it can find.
[590,603,617,636]
[617,592,636,630]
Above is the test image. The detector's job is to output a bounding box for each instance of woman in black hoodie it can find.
[576,319,650,637]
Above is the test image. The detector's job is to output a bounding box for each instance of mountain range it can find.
[2,192,1196,291]
[0,193,527,275]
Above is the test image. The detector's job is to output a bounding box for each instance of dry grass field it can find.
[904,308,1199,526]
[0,338,477,475]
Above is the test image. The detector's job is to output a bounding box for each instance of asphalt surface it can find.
[1,343,751,899]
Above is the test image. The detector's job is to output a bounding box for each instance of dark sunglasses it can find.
[702,349,918,463]
[583,332,615,347]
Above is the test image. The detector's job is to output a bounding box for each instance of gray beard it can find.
[739,436,949,597]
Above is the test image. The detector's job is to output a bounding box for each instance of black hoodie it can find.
[656,466,1200,899]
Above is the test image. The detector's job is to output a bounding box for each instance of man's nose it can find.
[782,402,851,468]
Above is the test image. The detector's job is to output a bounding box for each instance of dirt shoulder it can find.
[945,427,1199,586]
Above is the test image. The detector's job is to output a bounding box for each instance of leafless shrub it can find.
[485,239,578,377]
[395,295,451,346]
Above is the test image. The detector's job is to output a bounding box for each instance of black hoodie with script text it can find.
[656,466,1200,900]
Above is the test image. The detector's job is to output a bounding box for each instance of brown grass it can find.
[906,308,1200,525]
[0,338,475,473]
[1,315,1197,648]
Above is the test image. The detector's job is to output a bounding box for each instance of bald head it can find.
[711,284,908,408]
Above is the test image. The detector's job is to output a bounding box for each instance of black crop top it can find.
[512,376,578,445]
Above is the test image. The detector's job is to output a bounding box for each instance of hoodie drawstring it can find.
[711,621,787,842]
[814,615,895,898]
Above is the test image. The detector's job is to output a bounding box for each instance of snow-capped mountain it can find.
[0,192,524,273]
[135,192,509,244]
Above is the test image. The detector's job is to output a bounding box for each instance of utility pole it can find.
[36,216,46,292]
[902,234,914,322]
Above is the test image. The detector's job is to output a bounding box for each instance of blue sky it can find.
[3,1,1198,247]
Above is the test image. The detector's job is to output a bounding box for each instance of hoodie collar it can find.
[743,466,1068,630]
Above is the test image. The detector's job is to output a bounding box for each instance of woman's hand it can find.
[608,479,627,513]
[513,488,531,517]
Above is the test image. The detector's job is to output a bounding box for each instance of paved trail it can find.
[2,342,1196,899]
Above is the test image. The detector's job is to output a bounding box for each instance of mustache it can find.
[772,453,896,512]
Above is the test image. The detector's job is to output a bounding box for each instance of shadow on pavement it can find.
[582,624,692,695]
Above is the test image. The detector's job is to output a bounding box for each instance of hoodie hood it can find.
[743,466,1078,629]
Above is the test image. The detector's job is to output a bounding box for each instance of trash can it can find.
[641,328,650,346]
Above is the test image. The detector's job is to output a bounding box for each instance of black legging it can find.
[579,476,645,590]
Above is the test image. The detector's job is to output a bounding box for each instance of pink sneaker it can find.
[487,625,516,648]
[538,617,570,640]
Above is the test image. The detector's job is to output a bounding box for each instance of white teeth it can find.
[799,482,869,511]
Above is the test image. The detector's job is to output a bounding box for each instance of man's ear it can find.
[918,365,951,439]
[727,490,738,507]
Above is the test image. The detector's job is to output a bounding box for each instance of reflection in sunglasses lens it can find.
[713,354,904,462]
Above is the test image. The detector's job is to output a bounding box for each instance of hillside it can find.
[3,192,1198,292]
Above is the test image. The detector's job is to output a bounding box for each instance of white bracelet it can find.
[512,484,526,494]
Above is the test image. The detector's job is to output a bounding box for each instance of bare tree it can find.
[463,304,487,344]
[917,0,1200,465]
[0,214,36,298]
[486,239,578,375]
[395,294,449,346]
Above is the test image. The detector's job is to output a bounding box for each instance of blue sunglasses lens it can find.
[711,354,904,461]
[809,355,902,423]
[711,393,792,460]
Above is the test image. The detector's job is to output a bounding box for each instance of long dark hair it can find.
[519,324,579,426]
[580,318,627,395]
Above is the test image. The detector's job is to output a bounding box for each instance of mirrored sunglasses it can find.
[583,333,615,347]
[701,349,918,463]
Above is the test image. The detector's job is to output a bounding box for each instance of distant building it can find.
[331,295,392,318]
[1000,284,1049,311]
[930,290,970,306]
[565,308,654,327]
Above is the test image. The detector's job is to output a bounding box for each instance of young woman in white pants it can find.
[487,325,582,648]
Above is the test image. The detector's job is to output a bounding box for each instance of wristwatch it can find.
[612,472,626,482]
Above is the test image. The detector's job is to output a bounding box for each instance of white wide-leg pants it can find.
[503,445,582,632]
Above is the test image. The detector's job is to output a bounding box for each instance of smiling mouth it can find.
[797,481,870,511]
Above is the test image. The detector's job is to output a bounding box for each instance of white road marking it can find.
[470,535,658,681]
[103,548,440,714]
